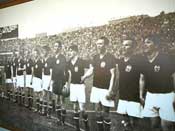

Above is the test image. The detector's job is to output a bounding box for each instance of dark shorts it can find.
[52,80,64,95]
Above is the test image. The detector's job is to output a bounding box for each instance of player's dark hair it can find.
[69,44,78,52]
[123,37,137,47]
[145,34,161,46]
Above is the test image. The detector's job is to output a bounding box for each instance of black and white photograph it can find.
[0,0,175,131]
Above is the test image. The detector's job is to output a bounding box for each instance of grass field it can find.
[0,93,154,131]
[0,75,157,131]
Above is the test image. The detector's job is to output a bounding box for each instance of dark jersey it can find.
[52,54,66,81]
[170,54,175,70]
[26,59,33,75]
[92,53,116,89]
[17,58,25,76]
[5,61,12,79]
[143,53,175,93]
[12,57,18,77]
[43,57,53,75]
[33,59,43,79]
[118,55,144,102]
[67,58,89,84]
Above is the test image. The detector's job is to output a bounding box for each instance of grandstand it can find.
[0,12,175,59]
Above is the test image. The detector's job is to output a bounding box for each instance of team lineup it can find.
[2,35,175,131]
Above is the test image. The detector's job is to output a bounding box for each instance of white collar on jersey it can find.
[148,51,159,63]
[71,56,78,65]
[124,56,131,62]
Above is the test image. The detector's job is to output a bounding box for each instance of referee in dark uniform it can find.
[51,41,67,122]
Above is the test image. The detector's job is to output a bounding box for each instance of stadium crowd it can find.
[0,12,175,58]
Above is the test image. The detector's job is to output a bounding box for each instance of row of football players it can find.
[3,34,175,131]
[3,42,66,118]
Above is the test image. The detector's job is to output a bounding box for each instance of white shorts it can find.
[12,77,17,87]
[32,77,42,92]
[5,79,12,84]
[70,84,86,103]
[142,92,175,122]
[117,99,143,118]
[50,80,53,92]
[16,75,24,87]
[26,75,32,88]
[42,75,52,91]
[12,77,17,84]
[90,87,114,107]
